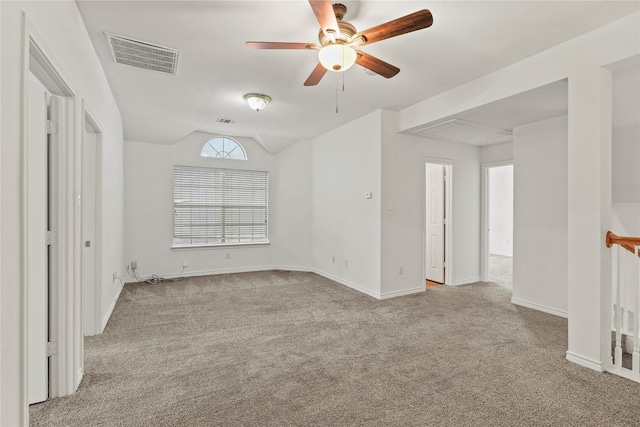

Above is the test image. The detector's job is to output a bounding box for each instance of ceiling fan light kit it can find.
[244,93,271,112]
[318,44,357,71]
[246,1,433,86]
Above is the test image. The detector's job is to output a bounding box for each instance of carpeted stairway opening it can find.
[30,271,640,426]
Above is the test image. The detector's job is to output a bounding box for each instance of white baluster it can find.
[615,245,622,369]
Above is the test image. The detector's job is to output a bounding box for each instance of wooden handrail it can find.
[606,231,640,256]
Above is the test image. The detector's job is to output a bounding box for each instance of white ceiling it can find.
[406,53,639,146]
[76,1,640,152]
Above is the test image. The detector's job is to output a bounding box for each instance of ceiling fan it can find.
[246,0,433,86]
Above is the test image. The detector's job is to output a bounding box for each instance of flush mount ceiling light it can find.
[318,44,357,72]
[243,93,271,112]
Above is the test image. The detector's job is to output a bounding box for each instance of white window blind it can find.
[173,166,268,246]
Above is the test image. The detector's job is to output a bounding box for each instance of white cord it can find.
[127,264,184,285]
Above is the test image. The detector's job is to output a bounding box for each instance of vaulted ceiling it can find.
[77,1,640,152]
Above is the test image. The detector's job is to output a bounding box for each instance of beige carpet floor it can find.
[30,271,640,426]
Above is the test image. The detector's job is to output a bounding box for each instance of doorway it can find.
[26,35,84,403]
[483,163,514,288]
[425,162,452,287]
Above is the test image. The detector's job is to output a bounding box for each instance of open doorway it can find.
[483,163,514,288]
[425,162,452,287]
[27,33,84,403]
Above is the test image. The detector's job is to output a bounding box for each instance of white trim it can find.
[101,279,124,332]
[124,265,288,283]
[311,269,381,299]
[566,351,606,372]
[379,287,425,299]
[606,364,640,383]
[511,297,568,318]
[125,265,383,301]
[452,277,481,286]
[19,12,30,424]
[81,108,103,337]
[24,13,83,406]
[270,265,313,272]
[171,242,270,251]
[121,266,421,302]
[75,368,83,390]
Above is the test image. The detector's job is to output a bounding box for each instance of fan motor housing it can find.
[318,20,357,46]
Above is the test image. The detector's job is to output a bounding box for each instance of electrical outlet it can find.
[225,253,231,260]
[183,260,189,268]
[332,256,335,264]
[344,260,348,268]
[131,260,138,269]
[399,266,404,275]
[112,271,117,282]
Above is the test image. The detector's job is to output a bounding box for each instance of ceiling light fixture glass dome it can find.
[243,93,272,112]
[318,44,357,72]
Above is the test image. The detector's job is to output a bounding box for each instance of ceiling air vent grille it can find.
[216,118,236,124]
[105,32,179,75]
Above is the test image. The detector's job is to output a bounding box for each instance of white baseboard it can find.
[379,287,425,300]
[124,265,313,283]
[270,265,313,273]
[75,367,84,391]
[489,252,513,258]
[311,269,381,299]
[452,277,480,286]
[122,265,422,302]
[102,280,124,331]
[511,297,568,318]
[566,351,606,372]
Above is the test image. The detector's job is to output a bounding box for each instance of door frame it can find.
[422,158,453,286]
[481,160,514,282]
[83,111,103,336]
[22,12,84,405]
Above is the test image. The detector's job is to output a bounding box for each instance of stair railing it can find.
[606,231,640,381]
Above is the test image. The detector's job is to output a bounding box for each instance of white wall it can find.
[271,139,313,269]
[612,125,640,236]
[1,1,124,424]
[381,110,482,293]
[482,142,513,164]
[613,125,640,204]
[124,132,285,278]
[512,115,568,317]
[312,111,382,297]
[489,165,513,257]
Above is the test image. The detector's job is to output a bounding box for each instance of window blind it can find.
[173,166,268,246]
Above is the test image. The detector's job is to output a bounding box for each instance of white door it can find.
[83,128,97,335]
[27,73,49,404]
[426,164,445,283]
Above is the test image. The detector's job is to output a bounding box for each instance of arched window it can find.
[200,137,246,160]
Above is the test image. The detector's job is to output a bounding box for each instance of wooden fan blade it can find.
[304,63,328,86]
[246,42,321,50]
[355,51,400,78]
[308,0,340,38]
[350,9,433,47]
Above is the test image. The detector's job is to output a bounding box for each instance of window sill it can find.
[170,242,270,251]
